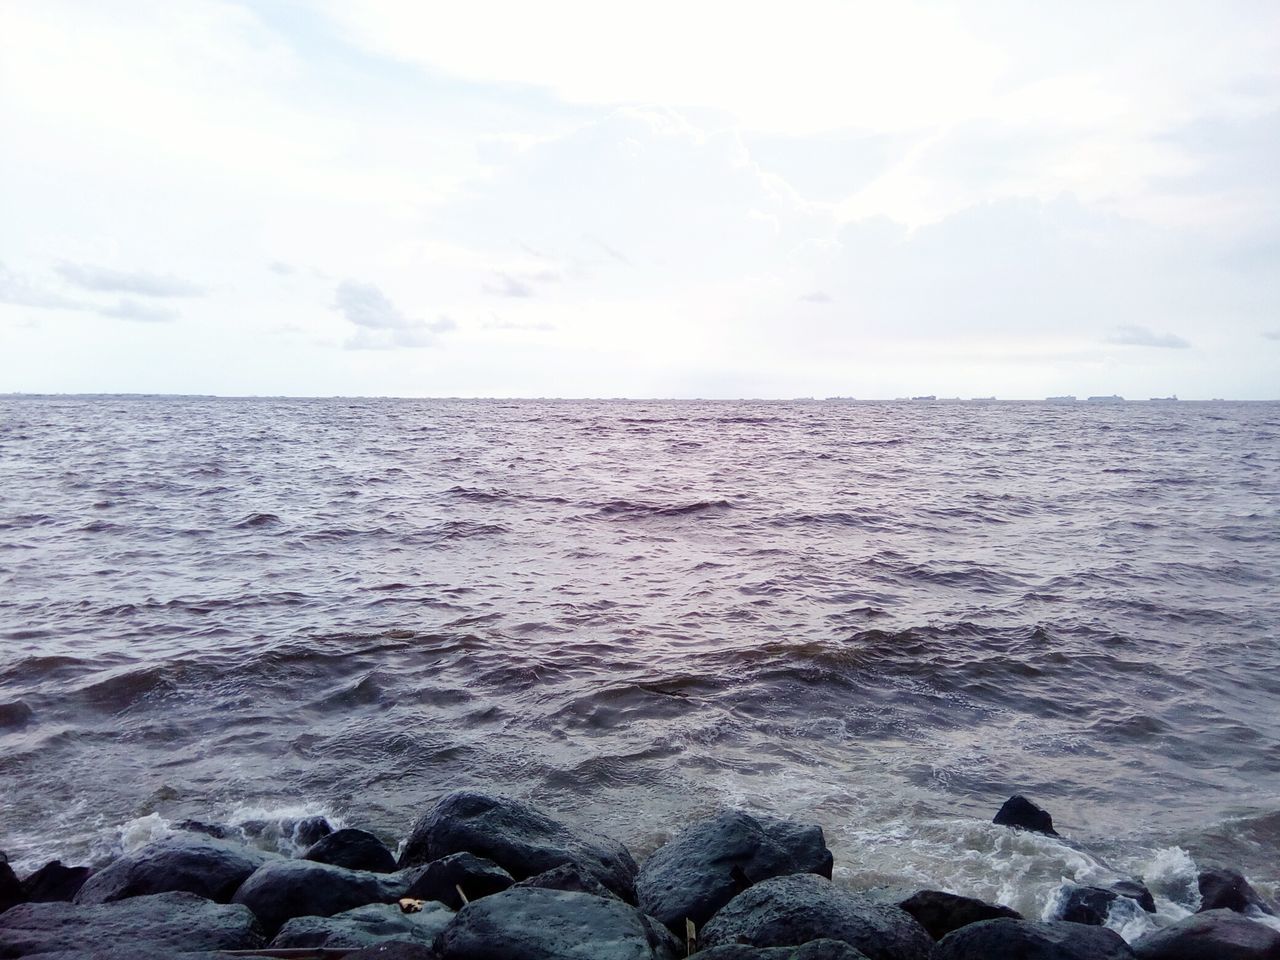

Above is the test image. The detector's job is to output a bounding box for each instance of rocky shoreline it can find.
[1,792,1277,959]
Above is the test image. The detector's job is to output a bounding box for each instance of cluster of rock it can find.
[0,792,1276,959]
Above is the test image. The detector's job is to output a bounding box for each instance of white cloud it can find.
[56,262,205,297]
[1107,325,1191,349]
[98,299,180,323]
[333,280,454,349]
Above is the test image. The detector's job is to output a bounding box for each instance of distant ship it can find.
[1046,395,1076,401]
[1149,395,1178,401]
[910,395,936,401]
[1087,395,1125,402]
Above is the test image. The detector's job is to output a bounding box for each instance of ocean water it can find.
[1,396,1278,936]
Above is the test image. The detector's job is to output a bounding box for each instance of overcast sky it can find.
[2,1,1278,398]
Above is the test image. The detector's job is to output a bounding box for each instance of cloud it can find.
[98,299,179,323]
[268,261,296,275]
[484,314,556,332]
[1106,325,1191,349]
[333,280,453,348]
[482,273,535,298]
[56,262,205,297]
[1264,330,1280,341]
[800,290,832,304]
[0,262,84,310]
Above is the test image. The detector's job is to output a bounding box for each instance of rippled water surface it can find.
[2,396,1278,927]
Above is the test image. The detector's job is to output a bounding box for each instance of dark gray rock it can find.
[399,791,638,901]
[513,862,620,899]
[1111,879,1157,913]
[270,901,453,949]
[172,819,234,839]
[897,889,1021,940]
[933,918,1134,959]
[993,795,1059,836]
[305,828,398,874]
[0,860,21,914]
[347,944,438,960]
[0,890,265,956]
[73,836,269,904]
[1057,884,1148,927]
[696,942,872,959]
[433,886,679,960]
[1132,909,1280,959]
[19,861,92,902]
[404,852,514,909]
[699,873,932,960]
[636,810,834,933]
[1198,868,1277,916]
[230,857,401,936]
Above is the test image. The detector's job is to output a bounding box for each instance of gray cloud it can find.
[1106,325,1192,349]
[98,299,179,323]
[800,290,832,304]
[0,263,84,310]
[56,262,205,297]
[1264,330,1280,341]
[268,261,296,275]
[482,272,536,298]
[334,280,453,348]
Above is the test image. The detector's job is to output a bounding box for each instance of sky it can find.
[1,1,1278,399]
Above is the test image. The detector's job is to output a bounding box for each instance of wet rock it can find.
[696,942,872,960]
[270,900,453,949]
[346,944,438,960]
[1057,884,1150,927]
[0,890,265,956]
[897,889,1022,940]
[171,819,233,840]
[699,873,932,960]
[1132,909,1280,959]
[231,857,401,936]
[399,791,638,901]
[1111,879,1157,913]
[636,810,834,933]
[933,918,1134,959]
[19,861,92,902]
[238,814,333,851]
[434,886,679,960]
[403,852,514,909]
[1198,868,1277,916]
[993,794,1059,836]
[513,862,619,899]
[74,836,270,904]
[305,828,398,874]
[0,858,22,914]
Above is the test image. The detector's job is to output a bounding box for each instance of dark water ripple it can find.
[1,397,1278,921]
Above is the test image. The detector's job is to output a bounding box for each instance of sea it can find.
[1,396,1278,939]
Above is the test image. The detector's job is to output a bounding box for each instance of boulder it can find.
[0,858,22,914]
[897,889,1021,940]
[73,836,270,904]
[699,873,932,960]
[696,942,872,959]
[399,791,638,901]
[270,901,453,949]
[0,890,265,956]
[1198,868,1277,916]
[514,862,620,899]
[933,918,1134,959]
[636,810,834,933]
[305,828,398,874]
[993,795,1059,836]
[1111,879,1157,913]
[171,819,234,839]
[403,852,514,909]
[1057,884,1149,927]
[433,886,679,960]
[346,944,438,960]
[1132,909,1280,959]
[19,861,92,902]
[231,857,401,935]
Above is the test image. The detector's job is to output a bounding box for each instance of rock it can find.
[73,836,270,904]
[0,891,265,956]
[238,814,333,850]
[231,857,401,936]
[0,860,22,914]
[636,810,834,933]
[514,862,620,899]
[933,918,1135,959]
[399,791,638,901]
[1132,909,1280,959]
[403,852,514,909]
[1111,879,1157,913]
[171,819,233,839]
[1057,884,1149,927]
[993,795,1059,836]
[699,873,932,960]
[346,944,438,960]
[433,886,680,960]
[19,861,92,902]
[1198,868,1277,916]
[696,942,873,959]
[897,889,1021,940]
[305,828,398,874]
[270,901,453,949]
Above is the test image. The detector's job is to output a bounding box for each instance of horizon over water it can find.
[2,395,1278,939]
